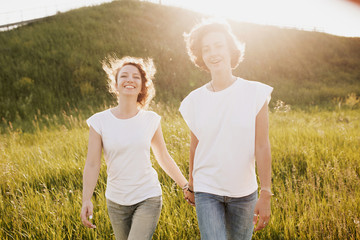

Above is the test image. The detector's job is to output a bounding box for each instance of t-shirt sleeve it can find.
[179,94,196,134]
[86,113,101,135]
[255,82,273,115]
[150,112,161,138]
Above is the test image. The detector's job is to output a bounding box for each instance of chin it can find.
[211,66,225,72]
[122,91,140,96]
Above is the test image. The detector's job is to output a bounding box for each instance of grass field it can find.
[1,104,359,239]
[1,1,359,239]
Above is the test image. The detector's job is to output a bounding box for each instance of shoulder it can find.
[182,84,206,102]
[89,109,110,120]
[141,110,161,120]
[86,109,110,132]
[238,78,272,91]
[141,111,161,132]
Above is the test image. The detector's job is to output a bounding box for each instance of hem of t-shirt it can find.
[105,192,162,206]
[194,185,258,198]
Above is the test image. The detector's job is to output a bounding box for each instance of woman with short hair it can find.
[180,18,273,240]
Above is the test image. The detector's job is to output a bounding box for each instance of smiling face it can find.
[201,31,232,73]
[116,64,142,97]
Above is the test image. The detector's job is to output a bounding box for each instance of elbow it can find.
[255,141,271,158]
[256,142,270,152]
[85,156,101,169]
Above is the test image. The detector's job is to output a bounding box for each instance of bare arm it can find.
[80,127,102,229]
[189,131,198,190]
[151,123,188,189]
[180,131,199,205]
[253,102,272,231]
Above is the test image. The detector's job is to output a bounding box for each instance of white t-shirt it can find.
[179,78,273,197]
[86,109,162,205]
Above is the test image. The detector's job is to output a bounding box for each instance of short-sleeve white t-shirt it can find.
[86,109,162,205]
[179,78,273,197]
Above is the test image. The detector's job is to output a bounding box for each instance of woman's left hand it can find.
[253,192,271,231]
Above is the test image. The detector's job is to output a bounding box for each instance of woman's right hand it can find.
[183,183,195,206]
[80,200,96,228]
[184,190,195,206]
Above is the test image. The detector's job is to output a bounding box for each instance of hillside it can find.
[1,0,359,122]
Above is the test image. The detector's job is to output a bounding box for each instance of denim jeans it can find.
[195,191,257,240]
[106,196,162,240]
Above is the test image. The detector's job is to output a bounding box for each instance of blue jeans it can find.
[195,191,257,240]
[106,196,162,240]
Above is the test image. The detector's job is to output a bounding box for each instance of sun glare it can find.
[1,0,360,37]
[170,0,360,37]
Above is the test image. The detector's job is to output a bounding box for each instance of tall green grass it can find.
[1,104,359,239]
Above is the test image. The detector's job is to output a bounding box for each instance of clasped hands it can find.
[182,183,195,206]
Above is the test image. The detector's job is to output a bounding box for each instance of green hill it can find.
[1,0,359,122]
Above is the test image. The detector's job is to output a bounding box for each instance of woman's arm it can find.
[80,127,102,229]
[189,131,198,191]
[151,123,188,187]
[253,102,272,231]
[151,123,195,205]
[182,131,199,205]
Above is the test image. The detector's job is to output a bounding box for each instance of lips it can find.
[210,58,221,64]
[124,85,135,89]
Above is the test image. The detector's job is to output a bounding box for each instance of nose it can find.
[208,47,218,57]
[126,76,135,82]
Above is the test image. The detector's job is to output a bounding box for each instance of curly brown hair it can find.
[184,18,245,71]
[102,56,156,109]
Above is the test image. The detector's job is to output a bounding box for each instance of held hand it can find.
[253,193,271,231]
[183,189,195,206]
[80,200,96,229]
[182,183,195,206]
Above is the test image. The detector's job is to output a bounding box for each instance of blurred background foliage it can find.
[0,0,359,127]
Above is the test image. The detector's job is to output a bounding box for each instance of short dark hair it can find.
[184,18,245,71]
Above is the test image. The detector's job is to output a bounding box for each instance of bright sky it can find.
[0,0,112,24]
[1,0,360,37]
[166,0,360,37]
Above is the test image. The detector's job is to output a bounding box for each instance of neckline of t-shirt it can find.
[203,77,241,95]
[108,109,143,121]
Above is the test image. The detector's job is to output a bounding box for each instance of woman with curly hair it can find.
[180,19,273,239]
[80,56,192,240]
